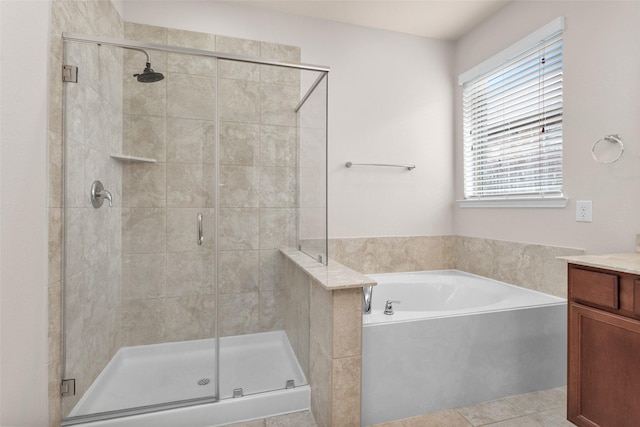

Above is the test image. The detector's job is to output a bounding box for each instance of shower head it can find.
[124,46,164,83]
[134,62,164,83]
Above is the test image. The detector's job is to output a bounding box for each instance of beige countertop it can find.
[280,248,377,290]
[560,253,640,275]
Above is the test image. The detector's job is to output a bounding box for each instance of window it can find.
[459,18,566,208]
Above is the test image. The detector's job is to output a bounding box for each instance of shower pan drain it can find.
[197,378,211,386]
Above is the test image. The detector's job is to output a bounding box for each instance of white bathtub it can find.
[361,270,567,426]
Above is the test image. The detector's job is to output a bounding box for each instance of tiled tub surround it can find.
[280,249,374,427]
[328,235,455,274]
[329,235,584,298]
[454,236,584,298]
[323,235,581,426]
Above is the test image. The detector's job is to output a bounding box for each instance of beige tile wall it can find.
[281,254,362,427]
[329,235,584,298]
[280,256,311,377]
[120,23,302,344]
[454,236,584,298]
[120,23,218,346]
[329,235,455,274]
[218,38,301,337]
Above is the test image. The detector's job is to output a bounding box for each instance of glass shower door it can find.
[61,31,329,425]
[117,41,220,411]
[61,39,128,420]
[215,59,320,400]
[61,37,219,423]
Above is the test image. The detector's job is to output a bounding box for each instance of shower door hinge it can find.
[62,65,78,83]
[61,378,76,397]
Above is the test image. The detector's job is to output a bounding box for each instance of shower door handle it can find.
[197,213,204,246]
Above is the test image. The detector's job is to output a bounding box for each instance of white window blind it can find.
[461,22,564,202]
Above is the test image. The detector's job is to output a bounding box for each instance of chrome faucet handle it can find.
[91,180,113,208]
[384,300,400,315]
[99,189,113,207]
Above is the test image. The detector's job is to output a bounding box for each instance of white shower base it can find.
[64,331,309,427]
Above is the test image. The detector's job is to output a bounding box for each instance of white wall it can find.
[453,1,640,254]
[123,1,455,238]
[0,1,50,425]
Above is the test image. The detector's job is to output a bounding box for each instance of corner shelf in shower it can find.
[110,154,157,163]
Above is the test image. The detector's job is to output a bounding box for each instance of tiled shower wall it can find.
[120,23,301,345]
[119,23,218,346]
[216,37,300,337]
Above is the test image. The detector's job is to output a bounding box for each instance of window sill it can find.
[457,197,569,208]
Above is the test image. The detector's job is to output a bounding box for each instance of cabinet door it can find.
[568,303,640,427]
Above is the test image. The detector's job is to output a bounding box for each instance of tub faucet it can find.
[384,300,400,315]
[363,285,373,314]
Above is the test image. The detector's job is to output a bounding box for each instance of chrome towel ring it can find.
[591,134,624,164]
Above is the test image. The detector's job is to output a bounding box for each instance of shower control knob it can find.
[91,180,113,208]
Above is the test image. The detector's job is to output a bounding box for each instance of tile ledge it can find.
[280,248,377,290]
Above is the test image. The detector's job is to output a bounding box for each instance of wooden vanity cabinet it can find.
[568,264,640,427]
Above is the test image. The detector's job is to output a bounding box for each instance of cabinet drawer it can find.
[570,268,619,309]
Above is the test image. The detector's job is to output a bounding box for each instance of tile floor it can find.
[226,386,572,427]
[226,410,317,427]
[371,386,572,427]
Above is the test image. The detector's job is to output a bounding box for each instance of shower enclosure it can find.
[60,28,328,426]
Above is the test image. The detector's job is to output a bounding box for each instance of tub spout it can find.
[363,285,373,314]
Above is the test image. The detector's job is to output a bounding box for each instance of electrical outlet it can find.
[576,200,592,222]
